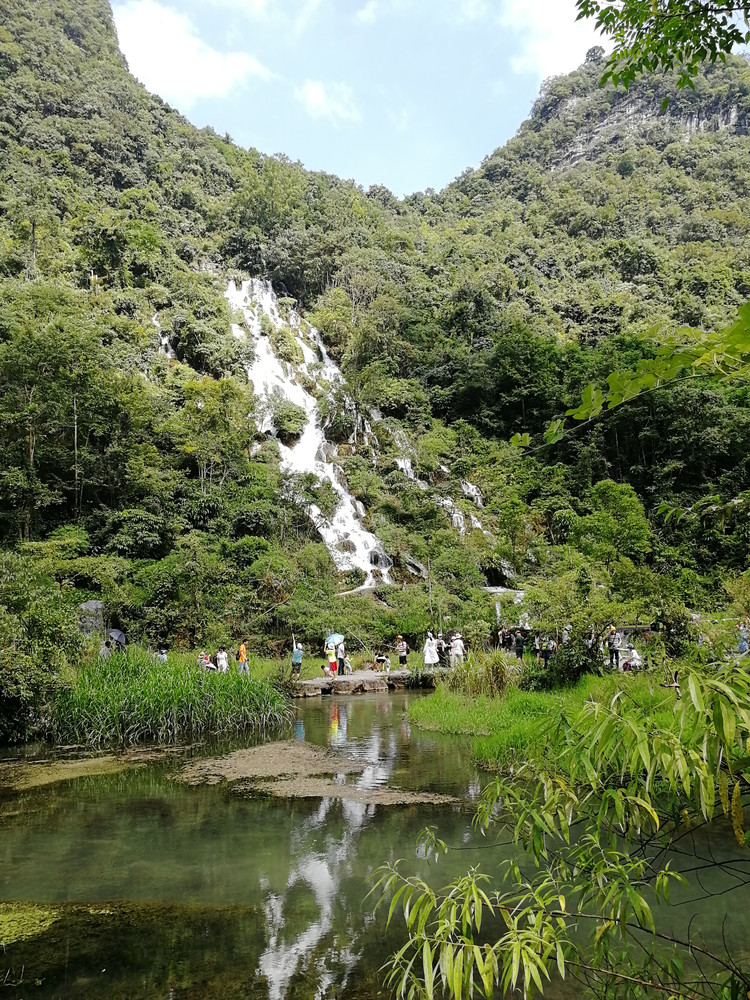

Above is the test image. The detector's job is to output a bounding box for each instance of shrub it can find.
[0,647,58,743]
[270,397,307,445]
[520,635,600,691]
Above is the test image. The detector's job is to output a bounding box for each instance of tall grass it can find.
[409,672,678,770]
[443,651,515,698]
[51,649,292,746]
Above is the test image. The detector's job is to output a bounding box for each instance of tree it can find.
[374,661,750,1000]
[574,480,652,569]
[170,377,254,494]
[576,0,750,92]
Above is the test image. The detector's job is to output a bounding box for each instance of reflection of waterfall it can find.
[259,848,352,1000]
[225,279,392,586]
[257,701,407,999]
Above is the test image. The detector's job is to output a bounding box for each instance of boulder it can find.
[78,600,105,635]
[402,554,428,579]
[332,674,388,694]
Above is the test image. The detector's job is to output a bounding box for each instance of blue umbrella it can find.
[326,633,344,646]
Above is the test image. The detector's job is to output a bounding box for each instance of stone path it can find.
[293,668,435,697]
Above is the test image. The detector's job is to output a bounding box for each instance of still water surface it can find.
[3,692,747,999]
[0,693,497,999]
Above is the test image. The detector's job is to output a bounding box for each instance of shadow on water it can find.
[0,693,500,999]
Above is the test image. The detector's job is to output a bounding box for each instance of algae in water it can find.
[0,903,59,946]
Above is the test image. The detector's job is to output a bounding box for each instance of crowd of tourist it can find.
[104,621,647,679]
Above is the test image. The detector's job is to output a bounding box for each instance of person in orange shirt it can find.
[238,640,248,674]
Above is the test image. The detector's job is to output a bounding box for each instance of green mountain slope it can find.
[0,0,748,704]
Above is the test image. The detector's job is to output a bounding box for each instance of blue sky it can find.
[111,0,602,197]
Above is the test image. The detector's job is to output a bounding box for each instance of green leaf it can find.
[423,940,434,1000]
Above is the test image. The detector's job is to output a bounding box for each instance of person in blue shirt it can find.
[291,642,303,675]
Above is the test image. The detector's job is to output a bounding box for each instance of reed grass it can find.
[51,649,292,746]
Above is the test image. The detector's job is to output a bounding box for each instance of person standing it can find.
[534,634,541,664]
[450,633,465,668]
[238,640,249,675]
[542,636,556,668]
[98,640,112,661]
[325,641,337,676]
[423,632,439,668]
[336,640,346,676]
[292,642,303,676]
[607,628,622,670]
[395,635,409,668]
[436,633,448,667]
[374,650,390,672]
[514,631,525,663]
[216,647,229,673]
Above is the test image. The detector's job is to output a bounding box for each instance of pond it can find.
[0,692,500,999]
[3,691,749,999]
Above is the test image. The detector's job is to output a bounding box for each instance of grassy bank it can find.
[51,650,292,746]
[408,673,677,769]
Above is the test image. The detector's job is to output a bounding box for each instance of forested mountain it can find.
[1,0,749,687]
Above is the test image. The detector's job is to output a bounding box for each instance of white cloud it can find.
[499,0,603,78]
[113,0,272,109]
[456,0,489,22]
[356,1,380,24]
[295,80,361,123]
[292,0,324,33]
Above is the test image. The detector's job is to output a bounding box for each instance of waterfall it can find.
[225,278,392,587]
[153,312,174,359]
[460,479,484,508]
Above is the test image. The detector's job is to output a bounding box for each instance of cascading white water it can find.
[388,447,488,539]
[460,480,484,508]
[152,312,174,359]
[225,278,392,586]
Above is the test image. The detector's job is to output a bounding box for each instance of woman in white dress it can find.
[423,631,439,667]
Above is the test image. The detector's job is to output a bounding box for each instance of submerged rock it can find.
[0,754,145,791]
[176,739,456,806]
[0,903,59,947]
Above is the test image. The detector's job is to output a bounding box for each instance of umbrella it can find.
[108,628,127,647]
[326,633,344,646]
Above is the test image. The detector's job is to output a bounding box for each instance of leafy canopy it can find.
[577,0,750,93]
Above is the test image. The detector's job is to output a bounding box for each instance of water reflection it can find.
[0,693,491,999]
[255,695,485,999]
[2,691,747,999]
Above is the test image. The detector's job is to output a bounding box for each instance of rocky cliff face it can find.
[548,91,747,171]
[474,52,750,183]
